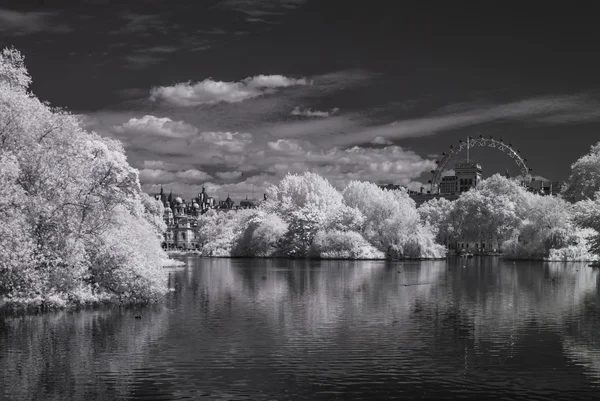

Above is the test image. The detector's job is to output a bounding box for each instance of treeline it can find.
[197,175,445,259]
[194,169,600,263]
[0,48,170,309]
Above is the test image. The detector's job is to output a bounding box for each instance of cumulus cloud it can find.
[0,9,71,36]
[149,80,254,106]
[108,112,437,201]
[291,106,339,117]
[114,115,198,138]
[176,169,212,182]
[149,75,309,107]
[370,136,393,145]
[216,171,243,180]
[198,131,253,153]
[138,168,212,184]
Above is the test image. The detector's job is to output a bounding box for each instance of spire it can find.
[466,136,470,163]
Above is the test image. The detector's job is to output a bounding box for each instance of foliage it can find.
[0,48,169,310]
[418,197,454,244]
[195,173,445,259]
[561,142,600,203]
[232,210,287,257]
[310,230,384,259]
[444,175,527,245]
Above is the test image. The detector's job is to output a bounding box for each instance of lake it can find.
[2,256,600,400]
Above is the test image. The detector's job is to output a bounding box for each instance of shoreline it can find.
[167,251,598,262]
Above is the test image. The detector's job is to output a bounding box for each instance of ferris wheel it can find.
[428,135,533,193]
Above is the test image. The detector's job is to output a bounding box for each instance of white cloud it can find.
[320,95,600,147]
[198,131,253,153]
[114,115,198,138]
[138,168,175,183]
[149,75,309,107]
[142,160,168,169]
[370,136,393,145]
[291,106,338,117]
[175,169,212,182]
[216,171,243,180]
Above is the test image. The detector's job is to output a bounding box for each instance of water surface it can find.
[2,257,600,400]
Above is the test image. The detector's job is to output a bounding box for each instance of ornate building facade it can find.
[153,186,262,250]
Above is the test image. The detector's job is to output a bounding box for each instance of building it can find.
[439,176,458,194]
[527,180,562,196]
[454,162,482,193]
[154,186,213,250]
[153,186,264,249]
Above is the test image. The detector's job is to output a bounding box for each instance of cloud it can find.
[220,0,307,18]
[123,54,165,69]
[110,12,166,35]
[0,9,71,36]
[175,169,212,182]
[114,115,198,138]
[109,114,436,201]
[370,136,393,145]
[216,171,243,180]
[320,95,600,147]
[149,75,309,107]
[291,106,339,117]
[135,45,179,54]
[138,168,212,184]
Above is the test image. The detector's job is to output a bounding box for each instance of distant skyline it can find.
[2,0,600,199]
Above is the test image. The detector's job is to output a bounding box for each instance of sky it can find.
[2,0,600,201]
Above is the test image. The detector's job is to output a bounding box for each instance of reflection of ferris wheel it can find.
[429,135,533,193]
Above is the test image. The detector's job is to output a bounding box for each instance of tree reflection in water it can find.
[2,257,600,400]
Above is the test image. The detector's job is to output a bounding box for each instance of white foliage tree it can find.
[445,174,526,247]
[343,181,445,258]
[0,47,168,308]
[561,142,600,203]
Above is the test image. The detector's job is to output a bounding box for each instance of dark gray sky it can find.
[2,0,599,199]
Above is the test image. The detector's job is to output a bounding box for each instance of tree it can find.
[0,47,169,308]
[561,142,600,202]
[418,197,454,245]
[264,172,345,256]
[502,194,587,259]
[343,181,445,258]
[446,175,527,247]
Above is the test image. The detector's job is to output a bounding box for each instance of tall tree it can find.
[561,142,600,202]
